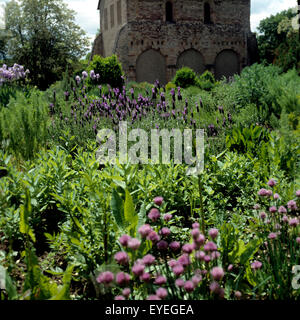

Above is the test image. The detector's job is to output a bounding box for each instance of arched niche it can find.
[215,49,239,79]
[177,49,205,75]
[136,49,167,84]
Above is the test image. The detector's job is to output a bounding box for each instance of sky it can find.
[0,0,297,43]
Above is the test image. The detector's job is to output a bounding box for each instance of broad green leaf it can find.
[111,189,125,228]
[124,189,138,237]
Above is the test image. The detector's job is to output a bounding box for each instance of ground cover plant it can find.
[0,58,299,300]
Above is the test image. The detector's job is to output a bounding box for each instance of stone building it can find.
[92,0,258,84]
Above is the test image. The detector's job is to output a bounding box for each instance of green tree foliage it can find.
[3,0,89,89]
[257,7,299,71]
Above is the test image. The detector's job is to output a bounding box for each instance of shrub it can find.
[165,81,177,91]
[196,71,216,91]
[87,54,124,88]
[173,67,197,88]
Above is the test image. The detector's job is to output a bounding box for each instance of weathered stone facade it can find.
[93,0,258,84]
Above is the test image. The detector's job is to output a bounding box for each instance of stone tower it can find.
[92,0,258,84]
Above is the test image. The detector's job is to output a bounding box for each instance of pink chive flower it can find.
[267,179,277,187]
[172,264,184,276]
[147,231,160,242]
[175,278,185,288]
[210,267,225,281]
[260,212,266,220]
[235,291,242,299]
[114,295,125,300]
[138,224,152,238]
[192,275,202,285]
[191,228,200,239]
[251,261,262,270]
[209,228,219,239]
[114,251,129,265]
[140,272,151,282]
[142,254,155,266]
[227,264,233,272]
[153,196,164,206]
[287,200,298,211]
[266,190,273,196]
[184,281,194,293]
[253,204,260,210]
[274,193,280,200]
[160,227,171,237]
[204,241,218,252]
[116,272,130,286]
[157,240,168,250]
[147,295,161,300]
[282,215,289,223]
[177,254,191,266]
[154,275,167,285]
[163,213,172,221]
[127,238,141,250]
[168,259,178,268]
[132,264,145,276]
[219,288,225,299]
[182,243,194,254]
[296,237,300,244]
[289,218,299,227]
[169,241,181,251]
[209,281,220,294]
[269,206,277,213]
[268,232,277,240]
[122,288,131,298]
[148,208,160,221]
[194,234,205,246]
[156,287,168,299]
[296,190,300,197]
[211,251,221,260]
[97,271,114,284]
[192,222,200,229]
[258,188,268,196]
[119,234,131,247]
[204,255,211,263]
[278,206,287,214]
[195,250,205,261]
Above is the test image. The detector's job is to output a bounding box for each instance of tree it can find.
[257,8,296,65]
[3,0,90,89]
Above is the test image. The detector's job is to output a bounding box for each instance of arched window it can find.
[204,2,211,24]
[166,2,173,22]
